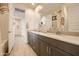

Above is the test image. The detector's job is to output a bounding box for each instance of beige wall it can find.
[0,13,9,41]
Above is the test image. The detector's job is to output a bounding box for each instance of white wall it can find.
[8,4,15,53]
[26,9,41,31]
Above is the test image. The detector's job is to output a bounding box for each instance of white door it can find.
[8,17,23,53]
[14,17,28,43]
[15,18,22,38]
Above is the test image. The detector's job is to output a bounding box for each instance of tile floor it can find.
[10,36,37,56]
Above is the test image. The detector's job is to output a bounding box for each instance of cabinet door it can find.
[49,47,72,56]
[34,36,39,55]
[28,32,30,44]
[31,34,36,50]
[39,40,49,56]
[31,33,39,55]
[28,32,39,55]
[28,32,33,47]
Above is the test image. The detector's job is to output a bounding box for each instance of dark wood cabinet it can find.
[32,34,39,55]
[28,31,79,56]
[39,40,49,56]
[49,46,72,56]
[39,40,71,56]
[28,32,33,47]
[28,32,39,55]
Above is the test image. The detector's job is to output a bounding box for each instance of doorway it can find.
[8,7,27,53]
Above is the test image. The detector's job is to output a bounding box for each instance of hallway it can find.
[9,36,37,56]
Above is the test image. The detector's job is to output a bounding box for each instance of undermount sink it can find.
[40,31,62,35]
[33,30,62,36]
[38,32,58,35]
[44,32,56,35]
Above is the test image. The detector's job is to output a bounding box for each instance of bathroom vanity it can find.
[28,31,79,56]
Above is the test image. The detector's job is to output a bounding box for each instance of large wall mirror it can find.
[55,4,79,36]
[63,4,79,36]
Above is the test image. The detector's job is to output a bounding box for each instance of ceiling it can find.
[16,3,64,16]
[36,3,64,15]
[25,3,64,16]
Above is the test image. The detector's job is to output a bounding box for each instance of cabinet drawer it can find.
[39,40,49,56]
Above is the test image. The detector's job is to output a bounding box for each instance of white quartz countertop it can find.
[29,31,79,46]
